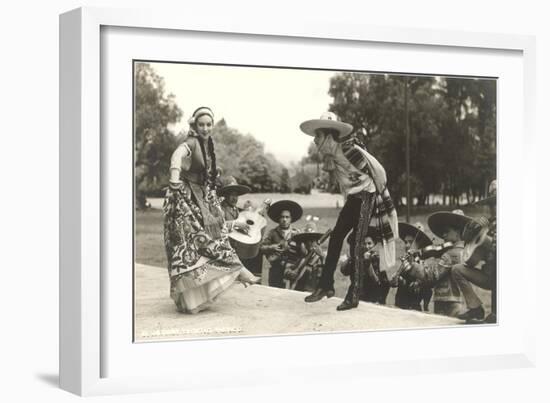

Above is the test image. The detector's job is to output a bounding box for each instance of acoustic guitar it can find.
[229,199,271,259]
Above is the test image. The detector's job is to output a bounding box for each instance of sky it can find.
[149,62,336,165]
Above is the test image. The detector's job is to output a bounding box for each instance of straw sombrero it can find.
[217,176,250,197]
[398,222,432,249]
[299,111,353,137]
[427,209,473,239]
[267,200,303,223]
[293,221,323,243]
[474,179,497,206]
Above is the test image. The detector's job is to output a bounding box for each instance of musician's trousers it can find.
[319,192,375,291]
[451,263,496,313]
[268,261,285,289]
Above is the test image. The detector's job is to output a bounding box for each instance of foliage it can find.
[134,63,182,209]
[211,119,287,192]
[328,73,496,205]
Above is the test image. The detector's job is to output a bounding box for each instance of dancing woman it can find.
[163,106,258,314]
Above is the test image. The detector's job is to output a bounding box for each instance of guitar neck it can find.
[317,229,332,245]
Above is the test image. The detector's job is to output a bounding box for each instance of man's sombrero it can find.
[217,176,250,197]
[299,111,353,137]
[474,179,497,206]
[293,221,323,243]
[267,200,303,223]
[398,222,432,248]
[427,209,473,239]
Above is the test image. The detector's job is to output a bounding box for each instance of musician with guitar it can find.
[218,176,264,276]
[451,179,497,323]
[218,176,251,231]
[420,209,473,317]
[260,200,303,289]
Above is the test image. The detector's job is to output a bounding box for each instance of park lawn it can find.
[135,200,492,314]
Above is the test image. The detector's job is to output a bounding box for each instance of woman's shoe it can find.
[237,270,261,287]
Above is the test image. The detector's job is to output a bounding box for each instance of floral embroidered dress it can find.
[163,133,244,314]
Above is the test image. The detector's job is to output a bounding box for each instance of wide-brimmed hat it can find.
[267,200,303,223]
[217,176,250,197]
[299,111,354,138]
[398,222,432,249]
[427,209,473,239]
[293,221,323,243]
[474,179,497,206]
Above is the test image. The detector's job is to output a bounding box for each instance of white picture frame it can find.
[60,6,537,396]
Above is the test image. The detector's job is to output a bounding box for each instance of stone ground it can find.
[134,263,461,342]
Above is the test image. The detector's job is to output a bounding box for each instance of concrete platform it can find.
[134,263,461,341]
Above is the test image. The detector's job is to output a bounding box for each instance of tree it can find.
[291,171,313,194]
[326,72,496,206]
[280,168,291,193]
[135,63,182,208]
[211,119,286,192]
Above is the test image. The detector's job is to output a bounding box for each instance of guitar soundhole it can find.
[246,219,254,225]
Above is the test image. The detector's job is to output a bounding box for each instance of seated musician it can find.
[391,222,434,311]
[340,227,390,305]
[260,200,303,289]
[416,209,472,317]
[218,176,264,276]
[451,179,497,323]
[218,175,250,229]
[284,218,325,292]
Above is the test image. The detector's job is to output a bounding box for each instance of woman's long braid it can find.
[207,136,217,190]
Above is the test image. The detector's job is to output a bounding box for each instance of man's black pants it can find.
[319,192,375,291]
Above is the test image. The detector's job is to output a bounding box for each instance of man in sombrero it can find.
[285,218,326,292]
[218,176,265,275]
[299,112,398,311]
[392,222,434,311]
[451,179,497,323]
[421,209,472,317]
[260,200,303,289]
[218,175,251,227]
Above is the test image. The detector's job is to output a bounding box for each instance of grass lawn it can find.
[136,193,493,314]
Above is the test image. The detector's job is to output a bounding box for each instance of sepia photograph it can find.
[133,61,497,342]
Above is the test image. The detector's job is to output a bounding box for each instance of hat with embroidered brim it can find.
[300,111,354,137]
[398,222,432,249]
[267,200,303,223]
[293,221,324,243]
[217,176,251,197]
[427,209,473,240]
[474,179,497,206]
